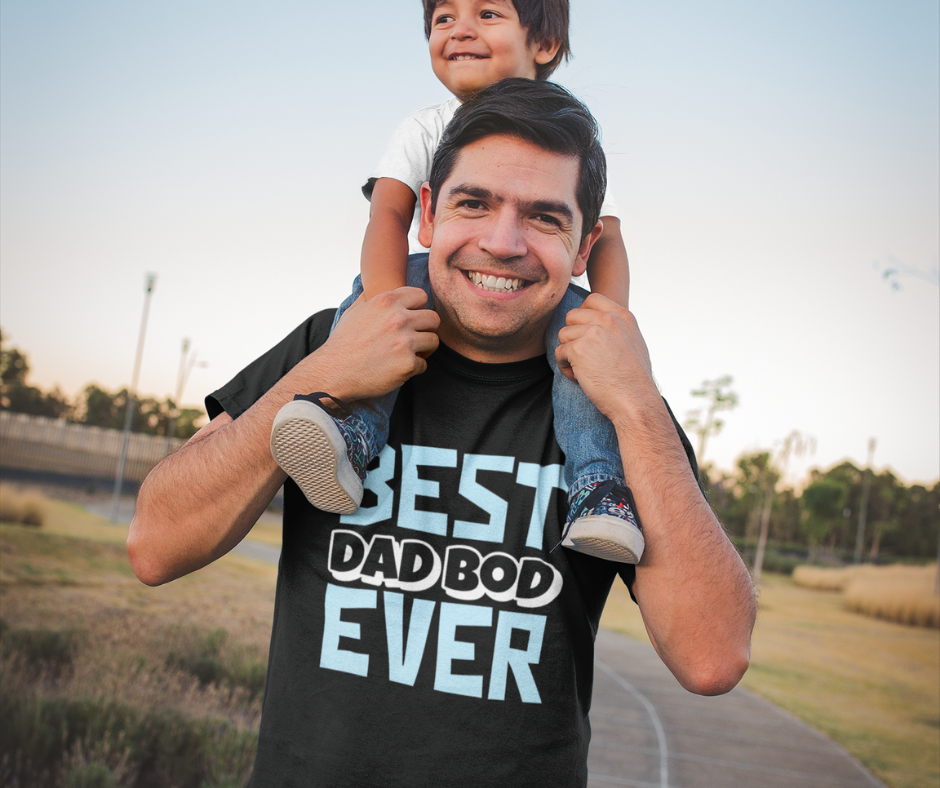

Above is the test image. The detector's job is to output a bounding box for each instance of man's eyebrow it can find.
[447,184,493,202]
[447,184,575,222]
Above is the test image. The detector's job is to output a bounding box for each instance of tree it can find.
[0,329,73,418]
[752,431,814,584]
[683,375,738,467]
[801,478,849,561]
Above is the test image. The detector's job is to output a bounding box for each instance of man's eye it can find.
[534,214,561,226]
[460,200,486,210]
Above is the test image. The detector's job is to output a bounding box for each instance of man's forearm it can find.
[128,288,440,586]
[614,393,756,695]
[128,367,321,586]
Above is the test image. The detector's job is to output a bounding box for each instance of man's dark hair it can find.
[422,0,570,81]
[428,78,606,239]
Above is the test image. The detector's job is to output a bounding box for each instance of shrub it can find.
[793,564,940,628]
[844,565,939,628]
[792,565,853,591]
[0,484,47,527]
[0,621,78,678]
[166,626,267,700]
[0,690,257,788]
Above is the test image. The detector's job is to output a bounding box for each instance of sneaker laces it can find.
[294,391,351,419]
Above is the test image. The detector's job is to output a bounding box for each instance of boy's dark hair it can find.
[423,0,570,81]
[428,78,606,240]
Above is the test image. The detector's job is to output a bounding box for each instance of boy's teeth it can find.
[452,54,483,60]
[468,271,524,293]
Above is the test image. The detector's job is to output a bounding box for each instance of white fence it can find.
[0,411,184,485]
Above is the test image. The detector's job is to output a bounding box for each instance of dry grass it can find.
[0,483,48,526]
[0,494,279,786]
[845,566,940,628]
[601,574,940,788]
[794,564,939,628]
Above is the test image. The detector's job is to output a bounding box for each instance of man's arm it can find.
[127,288,439,586]
[554,293,756,695]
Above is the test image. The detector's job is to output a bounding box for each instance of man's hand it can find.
[315,287,440,402]
[553,293,654,424]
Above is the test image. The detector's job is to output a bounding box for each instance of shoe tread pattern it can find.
[272,418,357,515]
[568,536,639,564]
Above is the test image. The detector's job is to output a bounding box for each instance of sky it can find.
[1,0,938,488]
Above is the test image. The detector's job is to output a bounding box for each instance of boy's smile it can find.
[418,134,602,363]
[428,0,559,100]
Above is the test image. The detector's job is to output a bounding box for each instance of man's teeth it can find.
[468,271,524,293]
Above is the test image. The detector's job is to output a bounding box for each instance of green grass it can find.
[601,572,940,788]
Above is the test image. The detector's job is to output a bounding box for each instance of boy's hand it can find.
[554,293,655,424]
[313,286,439,401]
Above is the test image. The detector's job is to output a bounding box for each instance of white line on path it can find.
[596,659,669,788]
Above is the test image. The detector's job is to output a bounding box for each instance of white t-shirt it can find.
[363,97,619,255]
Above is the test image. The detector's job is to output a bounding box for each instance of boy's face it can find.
[428,0,559,100]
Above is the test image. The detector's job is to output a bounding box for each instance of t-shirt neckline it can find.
[431,341,550,385]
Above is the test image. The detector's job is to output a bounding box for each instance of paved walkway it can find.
[589,628,886,788]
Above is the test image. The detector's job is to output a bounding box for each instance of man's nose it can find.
[478,210,527,260]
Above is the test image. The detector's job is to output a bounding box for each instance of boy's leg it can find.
[271,255,432,514]
[546,285,645,564]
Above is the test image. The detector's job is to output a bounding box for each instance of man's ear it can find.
[535,38,561,66]
[417,182,434,248]
[572,219,604,277]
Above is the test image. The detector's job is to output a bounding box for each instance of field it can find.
[792,564,940,628]
[2,489,938,787]
[602,573,940,788]
[0,493,279,786]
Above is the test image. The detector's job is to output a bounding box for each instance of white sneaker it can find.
[270,394,367,515]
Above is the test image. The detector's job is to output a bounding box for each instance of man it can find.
[128,80,756,787]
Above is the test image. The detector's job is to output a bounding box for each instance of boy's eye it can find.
[433,12,454,25]
[480,10,502,19]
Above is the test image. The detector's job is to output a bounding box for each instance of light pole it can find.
[111,273,157,523]
[164,338,207,448]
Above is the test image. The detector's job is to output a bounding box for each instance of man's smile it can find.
[466,270,528,293]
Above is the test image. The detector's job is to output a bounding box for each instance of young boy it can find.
[270,0,644,565]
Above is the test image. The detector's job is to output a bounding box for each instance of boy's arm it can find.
[554,294,756,695]
[585,216,630,309]
[360,178,418,300]
[127,288,439,586]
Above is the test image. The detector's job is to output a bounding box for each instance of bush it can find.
[166,627,267,700]
[0,621,78,678]
[844,565,939,628]
[793,564,940,628]
[0,690,257,788]
[0,484,47,527]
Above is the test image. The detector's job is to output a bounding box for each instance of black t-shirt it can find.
[208,310,697,788]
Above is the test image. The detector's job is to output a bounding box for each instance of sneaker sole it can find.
[270,400,363,515]
[562,514,645,564]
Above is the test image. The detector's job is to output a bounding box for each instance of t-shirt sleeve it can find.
[617,398,701,593]
[205,309,336,422]
[362,109,441,202]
